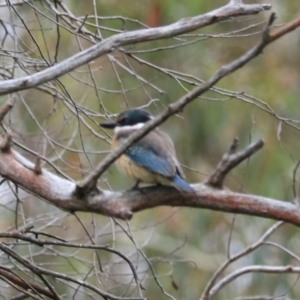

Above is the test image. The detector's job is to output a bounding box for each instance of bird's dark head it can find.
[100,109,153,129]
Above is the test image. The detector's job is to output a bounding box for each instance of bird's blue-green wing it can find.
[125,146,174,177]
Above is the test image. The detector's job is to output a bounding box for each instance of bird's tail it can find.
[172,175,194,193]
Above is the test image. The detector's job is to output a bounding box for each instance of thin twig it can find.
[209,265,300,298]
[0,229,144,298]
[0,242,146,300]
[200,221,285,300]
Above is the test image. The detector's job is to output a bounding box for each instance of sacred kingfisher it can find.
[100,109,193,192]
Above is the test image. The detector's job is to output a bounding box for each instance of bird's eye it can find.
[119,117,127,125]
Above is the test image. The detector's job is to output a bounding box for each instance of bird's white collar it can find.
[114,122,145,134]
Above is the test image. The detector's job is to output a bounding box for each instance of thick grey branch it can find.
[1,141,300,227]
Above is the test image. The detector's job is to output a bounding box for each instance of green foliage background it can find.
[0,0,300,299]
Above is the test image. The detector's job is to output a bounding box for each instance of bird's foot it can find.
[131,181,141,190]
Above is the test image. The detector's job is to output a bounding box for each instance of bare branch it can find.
[201,221,285,300]
[0,132,13,152]
[0,268,44,300]
[1,142,300,226]
[269,14,300,42]
[0,268,63,300]
[0,230,143,295]
[207,138,264,188]
[0,242,146,300]
[0,2,271,96]
[209,265,300,298]
[0,97,16,123]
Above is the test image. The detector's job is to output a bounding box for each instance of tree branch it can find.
[0,2,270,96]
[1,138,300,226]
[0,268,62,300]
[0,242,145,300]
[0,97,15,123]
[0,230,143,295]
[207,138,264,188]
[201,221,285,300]
[209,265,300,298]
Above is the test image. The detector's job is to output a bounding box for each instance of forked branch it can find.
[207,138,264,188]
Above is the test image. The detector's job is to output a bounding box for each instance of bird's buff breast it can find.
[116,154,170,185]
[112,133,170,185]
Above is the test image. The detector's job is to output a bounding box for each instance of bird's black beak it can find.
[99,121,119,129]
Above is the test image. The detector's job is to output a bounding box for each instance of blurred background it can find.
[0,0,300,299]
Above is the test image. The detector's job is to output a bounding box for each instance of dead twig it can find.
[207,138,264,188]
[0,132,13,152]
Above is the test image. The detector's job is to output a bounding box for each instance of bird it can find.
[99,109,193,193]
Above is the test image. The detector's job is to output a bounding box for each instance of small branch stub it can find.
[0,97,16,123]
[207,138,264,188]
[74,182,102,200]
[34,156,42,175]
[0,133,13,152]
